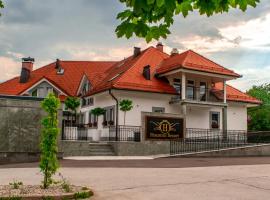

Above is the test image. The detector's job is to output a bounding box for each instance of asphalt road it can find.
[0,163,270,200]
[1,156,270,168]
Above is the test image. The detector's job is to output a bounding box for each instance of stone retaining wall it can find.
[0,96,63,164]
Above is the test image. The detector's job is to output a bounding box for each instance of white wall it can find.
[185,106,223,129]
[114,90,181,126]
[227,103,247,131]
[79,90,248,133]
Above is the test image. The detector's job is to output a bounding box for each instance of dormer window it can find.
[82,80,90,95]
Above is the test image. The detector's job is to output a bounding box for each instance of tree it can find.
[116,0,260,42]
[247,83,270,131]
[64,97,80,124]
[0,1,3,16]
[119,99,133,125]
[40,93,61,189]
[91,107,106,126]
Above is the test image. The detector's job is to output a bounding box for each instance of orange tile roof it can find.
[86,47,176,95]
[213,83,261,104]
[156,50,240,78]
[0,46,260,104]
[0,61,117,96]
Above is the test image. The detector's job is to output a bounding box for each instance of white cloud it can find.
[220,13,270,50]
[0,57,21,82]
[229,66,270,91]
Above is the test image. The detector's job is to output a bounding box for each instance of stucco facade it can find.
[78,89,248,139]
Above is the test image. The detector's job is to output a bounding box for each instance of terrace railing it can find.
[170,87,224,104]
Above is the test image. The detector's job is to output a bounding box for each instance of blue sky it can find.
[0,0,269,91]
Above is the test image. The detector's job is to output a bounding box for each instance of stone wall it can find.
[0,96,62,164]
[109,141,170,156]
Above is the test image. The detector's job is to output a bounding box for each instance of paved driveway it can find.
[1,164,270,199]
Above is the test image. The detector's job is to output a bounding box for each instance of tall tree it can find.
[40,93,61,189]
[116,0,260,42]
[247,83,270,131]
[119,99,133,125]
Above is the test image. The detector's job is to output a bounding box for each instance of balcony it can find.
[170,87,226,106]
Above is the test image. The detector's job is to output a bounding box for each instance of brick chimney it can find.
[170,48,179,57]
[20,57,34,83]
[156,42,163,52]
[133,47,141,57]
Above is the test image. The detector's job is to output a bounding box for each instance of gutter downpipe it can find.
[109,89,119,141]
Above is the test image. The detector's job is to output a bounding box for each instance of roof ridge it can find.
[60,60,118,63]
[184,49,237,74]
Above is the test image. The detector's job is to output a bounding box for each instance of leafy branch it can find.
[116,0,260,42]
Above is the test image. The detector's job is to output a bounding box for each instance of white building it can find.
[0,44,261,142]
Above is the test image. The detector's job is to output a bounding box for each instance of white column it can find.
[181,72,186,100]
[223,80,227,103]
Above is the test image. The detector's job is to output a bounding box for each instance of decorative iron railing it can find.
[170,87,224,104]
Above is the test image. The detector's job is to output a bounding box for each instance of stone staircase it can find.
[61,141,116,156]
[88,143,115,156]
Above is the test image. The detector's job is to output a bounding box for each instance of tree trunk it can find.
[124,112,126,126]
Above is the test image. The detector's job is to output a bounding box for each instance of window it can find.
[103,106,115,126]
[78,113,85,124]
[152,107,165,113]
[89,111,97,127]
[200,82,207,101]
[82,98,87,106]
[187,80,195,100]
[82,97,94,107]
[32,89,38,97]
[81,80,91,95]
[210,112,220,129]
[173,78,181,95]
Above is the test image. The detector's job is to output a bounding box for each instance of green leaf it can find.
[156,0,165,7]
[147,0,155,5]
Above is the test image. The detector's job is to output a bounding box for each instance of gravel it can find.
[0,184,86,197]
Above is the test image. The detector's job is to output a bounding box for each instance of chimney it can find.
[133,47,141,57]
[55,58,64,74]
[143,65,151,80]
[55,58,61,69]
[156,42,163,52]
[170,48,179,56]
[20,57,34,83]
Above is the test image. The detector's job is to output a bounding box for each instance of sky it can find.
[0,0,269,91]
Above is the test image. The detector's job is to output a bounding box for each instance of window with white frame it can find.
[103,106,115,126]
[82,97,94,107]
[210,111,220,129]
[173,78,181,95]
[187,80,195,100]
[88,111,98,127]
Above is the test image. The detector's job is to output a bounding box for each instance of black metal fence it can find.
[109,125,141,142]
[170,129,248,155]
[170,129,270,155]
[248,131,270,143]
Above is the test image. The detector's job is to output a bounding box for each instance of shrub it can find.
[73,191,93,199]
[9,181,23,189]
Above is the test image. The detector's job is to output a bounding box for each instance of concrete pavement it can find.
[1,164,270,199]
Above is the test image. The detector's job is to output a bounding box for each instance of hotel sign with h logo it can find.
[145,116,184,140]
